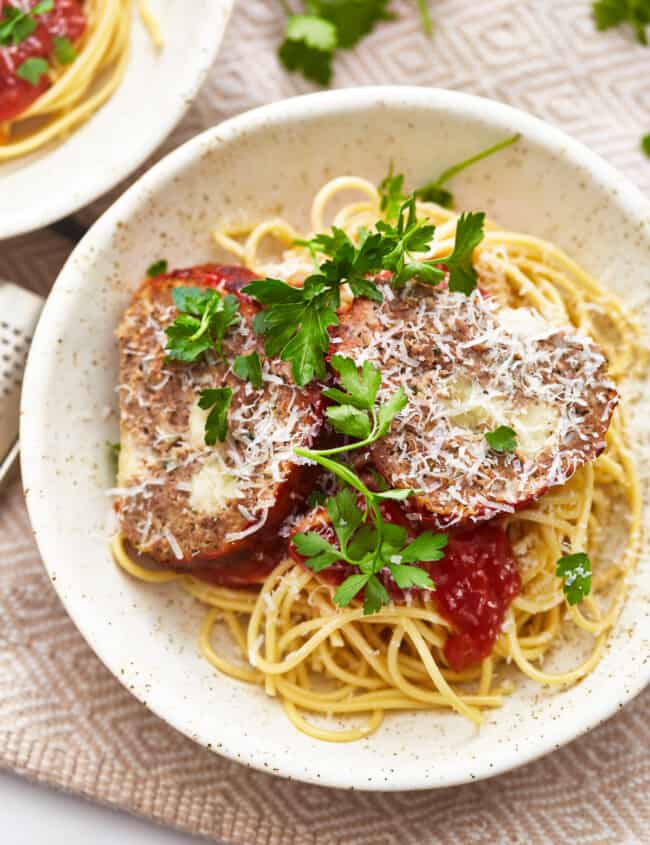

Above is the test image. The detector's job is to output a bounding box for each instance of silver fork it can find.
[0,282,44,488]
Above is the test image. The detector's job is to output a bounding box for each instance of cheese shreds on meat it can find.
[335,282,618,527]
[115,264,323,564]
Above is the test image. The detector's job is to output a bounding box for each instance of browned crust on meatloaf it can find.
[333,282,618,527]
[115,264,323,565]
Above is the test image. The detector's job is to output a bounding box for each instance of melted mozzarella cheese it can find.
[190,457,243,515]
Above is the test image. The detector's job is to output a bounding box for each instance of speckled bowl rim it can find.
[21,87,650,791]
[0,1,234,239]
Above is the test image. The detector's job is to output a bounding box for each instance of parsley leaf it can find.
[165,286,239,364]
[278,1,395,85]
[146,259,168,277]
[233,351,263,389]
[642,134,650,157]
[292,531,342,571]
[374,487,418,501]
[326,404,372,439]
[593,0,650,44]
[245,274,340,387]
[378,162,406,221]
[362,574,390,614]
[0,0,52,46]
[16,56,49,85]
[556,553,592,605]
[399,531,447,563]
[415,134,520,208]
[443,211,485,294]
[334,573,370,607]
[53,35,77,64]
[387,563,434,590]
[485,425,517,453]
[198,387,233,445]
[326,487,364,550]
[278,14,336,85]
[322,356,406,442]
[0,8,36,45]
[307,0,393,48]
[376,387,408,436]
[244,275,337,386]
[374,197,441,287]
[325,354,381,409]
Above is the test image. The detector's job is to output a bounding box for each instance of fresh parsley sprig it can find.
[278,13,337,85]
[0,0,52,47]
[322,353,407,448]
[293,355,447,613]
[556,552,592,606]
[293,487,446,613]
[379,134,520,215]
[313,195,484,295]
[165,286,240,364]
[245,194,485,385]
[278,1,430,85]
[415,134,520,208]
[243,275,339,386]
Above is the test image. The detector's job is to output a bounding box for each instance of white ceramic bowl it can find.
[0,0,233,239]
[21,87,650,791]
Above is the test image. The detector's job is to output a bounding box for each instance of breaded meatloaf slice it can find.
[115,264,324,565]
[333,281,618,528]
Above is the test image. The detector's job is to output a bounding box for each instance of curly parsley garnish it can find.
[556,553,592,605]
[0,0,52,47]
[593,0,650,45]
[165,286,239,364]
[278,1,430,85]
[485,425,517,454]
[244,194,484,386]
[293,355,447,613]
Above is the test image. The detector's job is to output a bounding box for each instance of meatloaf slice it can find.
[333,281,618,527]
[115,264,324,565]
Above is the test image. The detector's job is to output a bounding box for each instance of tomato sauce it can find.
[0,0,85,123]
[426,524,520,670]
[288,510,521,672]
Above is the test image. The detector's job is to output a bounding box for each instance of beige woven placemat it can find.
[2,2,650,843]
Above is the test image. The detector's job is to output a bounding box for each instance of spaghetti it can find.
[0,0,160,162]
[113,175,645,742]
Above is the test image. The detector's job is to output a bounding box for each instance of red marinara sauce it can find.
[428,525,520,671]
[289,511,521,673]
[0,0,86,123]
